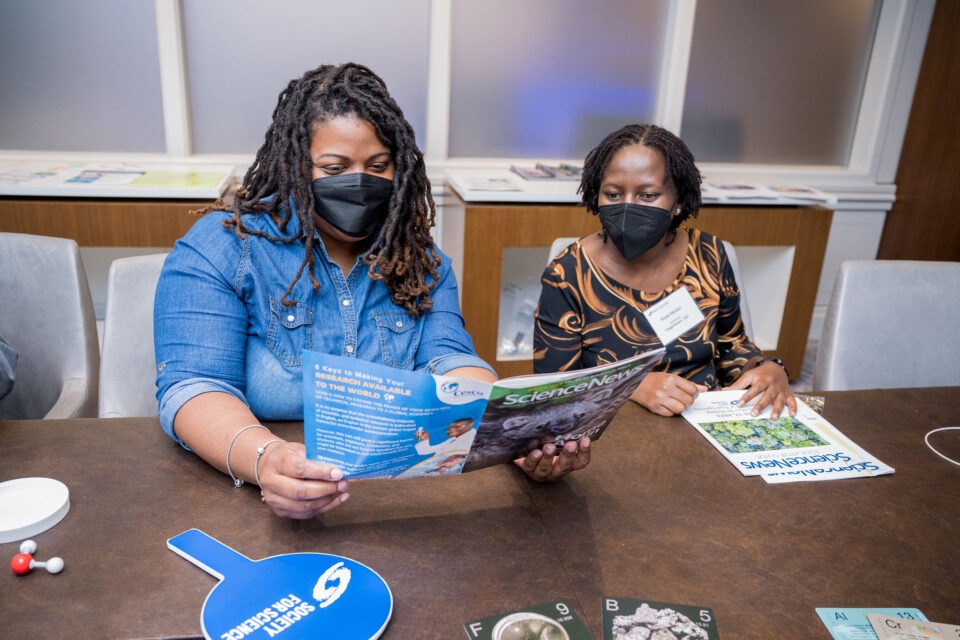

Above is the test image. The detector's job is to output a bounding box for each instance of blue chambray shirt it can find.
[154,209,492,445]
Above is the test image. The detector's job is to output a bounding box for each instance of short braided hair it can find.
[579,124,702,231]
[196,63,439,317]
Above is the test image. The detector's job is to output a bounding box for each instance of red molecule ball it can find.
[10,553,33,575]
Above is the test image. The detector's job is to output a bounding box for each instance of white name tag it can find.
[642,286,706,346]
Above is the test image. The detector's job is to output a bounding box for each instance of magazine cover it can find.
[700,182,722,201]
[304,349,663,479]
[702,181,778,199]
[459,176,523,192]
[462,349,663,471]
[536,163,582,181]
[510,164,555,180]
[681,390,875,478]
[763,183,836,203]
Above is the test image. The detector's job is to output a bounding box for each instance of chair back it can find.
[814,260,960,391]
[0,233,99,419]
[722,240,754,341]
[547,237,580,263]
[98,253,169,418]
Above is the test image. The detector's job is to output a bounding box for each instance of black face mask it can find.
[597,203,673,261]
[311,172,393,238]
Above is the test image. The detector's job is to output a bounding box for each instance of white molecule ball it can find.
[45,557,64,574]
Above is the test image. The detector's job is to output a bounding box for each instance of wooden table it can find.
[2,388,958,639]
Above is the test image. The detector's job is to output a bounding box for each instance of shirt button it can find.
[342,299,351,306]
[345,345,354,353]
[286,314,295,322]
[395,321,403,327]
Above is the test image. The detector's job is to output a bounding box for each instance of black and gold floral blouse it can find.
[533,228,763,388]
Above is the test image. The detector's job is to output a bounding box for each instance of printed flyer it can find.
[303,348,663,479]
[0,159,232,198]
[681,390,893,482]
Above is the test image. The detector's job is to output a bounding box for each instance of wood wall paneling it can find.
[460,203,601,379]
[877,0,960,261]
[0,198,210,247]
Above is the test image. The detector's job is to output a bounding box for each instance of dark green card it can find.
[464,599,594,639]
[602,596,719,639]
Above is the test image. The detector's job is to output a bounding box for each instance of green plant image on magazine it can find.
[700,417,829,454]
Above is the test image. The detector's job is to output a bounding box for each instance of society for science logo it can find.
[313,562,350,608]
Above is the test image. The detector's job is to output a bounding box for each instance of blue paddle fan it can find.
[168,529,392,640]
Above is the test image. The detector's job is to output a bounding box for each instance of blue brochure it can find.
[304,351,489,479]
[816,608,928,640]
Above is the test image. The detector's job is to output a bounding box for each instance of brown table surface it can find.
[2,388,959,639]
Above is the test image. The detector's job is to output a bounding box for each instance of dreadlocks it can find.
[196,63,439,318]
[579,123,702,232]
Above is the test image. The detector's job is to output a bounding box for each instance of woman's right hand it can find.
[631,372,707,416]
[257,442,350,519]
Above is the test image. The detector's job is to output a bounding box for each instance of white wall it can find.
[2,0,938,347]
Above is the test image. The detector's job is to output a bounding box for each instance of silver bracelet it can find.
[225,424,268,488]
[254,439,285,489]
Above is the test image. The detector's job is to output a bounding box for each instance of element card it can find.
[816,607,927,639]
[464,599,593,640]
[602,596,719,640]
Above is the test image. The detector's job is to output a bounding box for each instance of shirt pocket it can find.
[266,296,314,367]
[373,312,419,369]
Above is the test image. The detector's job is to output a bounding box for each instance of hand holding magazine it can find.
[303,348,663,479]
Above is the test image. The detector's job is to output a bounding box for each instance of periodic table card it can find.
[867,614,960,640]
[602,596,719,640]
[464,599,594,640]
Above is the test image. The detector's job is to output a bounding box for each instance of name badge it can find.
[642,286,705,346]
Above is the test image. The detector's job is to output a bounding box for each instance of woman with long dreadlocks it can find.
[534,124,795,420]
[154,64,588,519]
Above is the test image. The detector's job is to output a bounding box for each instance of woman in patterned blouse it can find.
[534,124,796,419]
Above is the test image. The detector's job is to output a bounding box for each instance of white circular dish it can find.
[0,477,70,544]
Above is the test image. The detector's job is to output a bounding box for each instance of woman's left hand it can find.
[514,437,591,482]
[726,361,797,419]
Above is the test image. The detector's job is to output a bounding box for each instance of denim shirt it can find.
[154,209,492,445]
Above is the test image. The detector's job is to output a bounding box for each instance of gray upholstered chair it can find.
[547,236,579,262]
[814,260,960,391]
[546,236,754,340]
[0,232,99,419]
[98,253,169,418]
[721,240,753,341]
